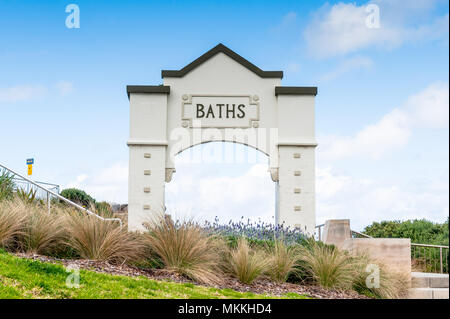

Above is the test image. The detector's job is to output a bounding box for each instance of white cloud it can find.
[65,162,128,203]
[0,85,47,102]
[166,162,275,224]
[304,1,449,58]
[316,167,449,230]
[320,82,449,160]
[405,82,449,129]
[0,81,76,103]
[322,56,374,81]
[55,81,75,96]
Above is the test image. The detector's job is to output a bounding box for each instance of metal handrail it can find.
[411,243,449,249]
[12,177,60,189]
[315,223,325,241]
[351,230,372,238]
[0,163,122,227]
[411,243,449,274]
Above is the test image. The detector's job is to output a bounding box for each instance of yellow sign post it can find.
[26,158,34,176]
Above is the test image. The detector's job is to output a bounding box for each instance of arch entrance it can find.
[126,44,317,234]
[165,142,275,224]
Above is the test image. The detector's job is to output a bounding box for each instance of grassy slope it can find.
[0,251,308,299]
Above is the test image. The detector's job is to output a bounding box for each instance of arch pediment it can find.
[161,43,283,79]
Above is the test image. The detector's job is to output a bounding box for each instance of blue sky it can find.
[0,0,448,230]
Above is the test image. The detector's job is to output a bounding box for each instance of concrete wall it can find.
[342,238,412,275]
[322,220,412,277]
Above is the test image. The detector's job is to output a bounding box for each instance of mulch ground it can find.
[14,253,369,299]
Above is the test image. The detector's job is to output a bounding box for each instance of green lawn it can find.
[0,250,309,299]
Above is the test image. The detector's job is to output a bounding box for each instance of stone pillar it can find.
[322,219,351,248]
[128,145,166,231]
[277,145,316,235]
[127,89,169,231]
[275,93,317,236]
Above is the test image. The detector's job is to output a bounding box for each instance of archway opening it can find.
[165,142,275,226]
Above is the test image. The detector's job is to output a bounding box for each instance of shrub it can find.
[18,205,66,255]
[0,200,26,249]
[65,214,143,263]
[266,240,299,283]
[352,254,409,299]
[296,240,355,290]
[94,201,114,218]
[363,218,449,246]
[225,237,269,284]
[204,217,306,246]
[143,216,224,285]
[16,188,37,204]
[0,169,15,201]
[60,188,95,207]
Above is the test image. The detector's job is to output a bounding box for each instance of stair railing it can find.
[0,163,122,227]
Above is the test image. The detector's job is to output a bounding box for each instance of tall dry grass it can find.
[225,237,269,284]
[65,214,145,264]
[352,254,410,299]
[266,240,299,283]
[143,216,224,285]
[0,200,26,249]
[19,204,66,255]
[297,240,356,290]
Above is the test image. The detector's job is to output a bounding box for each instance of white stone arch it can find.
[126,43,317,235]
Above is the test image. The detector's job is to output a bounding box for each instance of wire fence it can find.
[411,243,449,274]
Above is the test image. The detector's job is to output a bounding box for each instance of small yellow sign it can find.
[27,164,32,176]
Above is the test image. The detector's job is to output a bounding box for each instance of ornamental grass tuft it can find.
[296,240,356,290]
[143,216,224,285]
[65,214,145,264]
[0,200,26,249]
[266,239,300,283]
[225,237,269,284]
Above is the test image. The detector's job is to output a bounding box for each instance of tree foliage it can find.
[363,218,449,246]
[60,188,95,207]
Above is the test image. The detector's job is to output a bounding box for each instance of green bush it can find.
[16,188,37,204]
[0,169,15,202]
[60,188,95,207]
[224,235,275,249]
[363,218,449,246]
[95,201,114,217]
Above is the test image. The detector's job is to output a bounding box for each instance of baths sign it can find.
[182,95,259,128]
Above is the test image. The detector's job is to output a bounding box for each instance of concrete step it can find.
[408,288,449,299]
[411,272,449,288]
